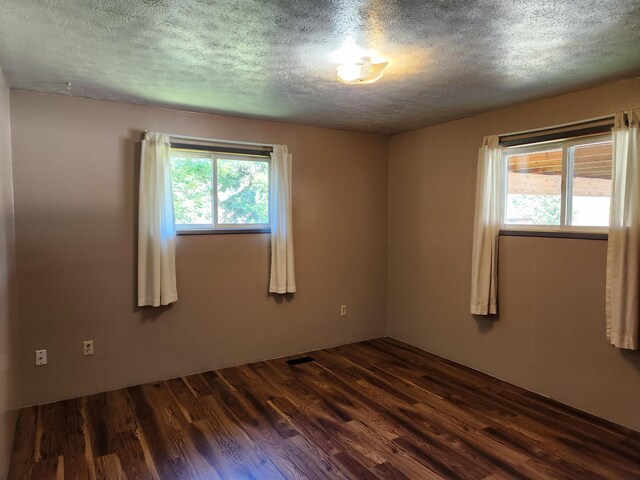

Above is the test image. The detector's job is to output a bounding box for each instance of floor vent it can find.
[286,356,315,366]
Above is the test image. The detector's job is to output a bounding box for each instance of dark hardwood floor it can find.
[9,338,640,479]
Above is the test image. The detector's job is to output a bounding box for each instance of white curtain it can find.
[606,109,640,350]
[138,132,178,307]
[269,145,296,293]
[470,135,503,315]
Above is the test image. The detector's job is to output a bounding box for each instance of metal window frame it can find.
[501,133,612,235]
[170,148,271,234]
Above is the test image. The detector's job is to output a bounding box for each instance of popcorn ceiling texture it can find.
[0,0,640,134]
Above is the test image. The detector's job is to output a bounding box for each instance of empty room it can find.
[1,1,640,478]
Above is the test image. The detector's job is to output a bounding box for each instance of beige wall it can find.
[10,90,388,406]
[8,76,640,435]
[388,76,640,431]
[0,68,18,478]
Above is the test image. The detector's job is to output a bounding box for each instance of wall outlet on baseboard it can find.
[83,340,94,356]
[35,349,47,366]
[340,304,348,316]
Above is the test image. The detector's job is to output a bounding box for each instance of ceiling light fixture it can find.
[332,36,389,85]
[337,57,389,84]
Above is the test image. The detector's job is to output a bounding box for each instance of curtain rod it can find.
[144,130,275,148]
[497,114,615,138]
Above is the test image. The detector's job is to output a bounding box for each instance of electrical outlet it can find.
[340,304,348,316]
[35,349,47,366]
[83,340,94,356]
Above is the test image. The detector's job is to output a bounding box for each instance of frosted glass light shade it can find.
[337,56,389,84]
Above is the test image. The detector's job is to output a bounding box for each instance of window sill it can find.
[177,228,271,235]
[499,229,608,240]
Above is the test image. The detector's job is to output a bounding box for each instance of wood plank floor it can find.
[9,338,640,479]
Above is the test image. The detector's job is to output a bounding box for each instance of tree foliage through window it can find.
[171,156,212,225]
[170,152,269,228]
[218,159,268,224]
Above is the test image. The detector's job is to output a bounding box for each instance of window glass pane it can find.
[571,141,612,227]
[505,147,563,225]
[217,158,269,224]
[170,155,213,225]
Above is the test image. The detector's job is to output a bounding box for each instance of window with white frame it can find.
[170,148,270,232]
[502,134,612,231]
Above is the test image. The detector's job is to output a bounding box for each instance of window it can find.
[170,148,270,232]
[503,134,612,231]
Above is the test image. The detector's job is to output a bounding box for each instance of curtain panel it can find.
[138,132,178,307]
[606,109,640,350]
[269,145,296,294]
[470,135,502,315]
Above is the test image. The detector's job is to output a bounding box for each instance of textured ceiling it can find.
[1,0,640,134]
